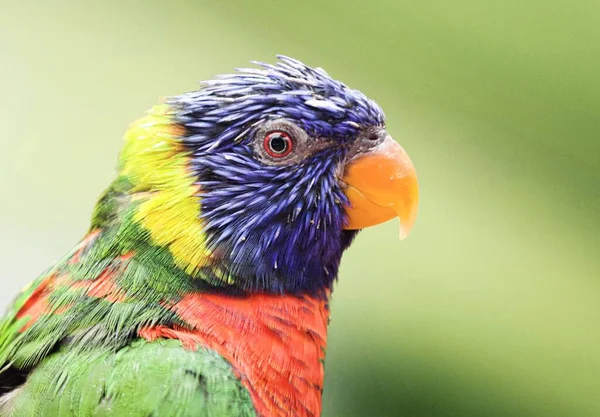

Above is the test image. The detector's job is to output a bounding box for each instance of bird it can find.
[0,56,418,417]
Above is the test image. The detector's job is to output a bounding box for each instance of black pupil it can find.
[269,135,287,153]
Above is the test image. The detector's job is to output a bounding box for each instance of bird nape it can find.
[0,56,419,417]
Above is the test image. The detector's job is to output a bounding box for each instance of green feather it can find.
[0,175,256,416]
[5,339,254,417]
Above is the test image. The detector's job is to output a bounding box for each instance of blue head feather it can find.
[170,56,385,294]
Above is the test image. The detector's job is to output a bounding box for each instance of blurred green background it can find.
[1,1,599,416]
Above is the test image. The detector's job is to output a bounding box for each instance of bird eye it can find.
[263,131,293,158]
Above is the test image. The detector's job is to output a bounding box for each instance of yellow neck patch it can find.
[119,104,217,277]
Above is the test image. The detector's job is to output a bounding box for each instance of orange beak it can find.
[341,136,419,239]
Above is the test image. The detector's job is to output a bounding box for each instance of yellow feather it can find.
[119,104,219,277]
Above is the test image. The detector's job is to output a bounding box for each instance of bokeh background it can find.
[1,1,599,416]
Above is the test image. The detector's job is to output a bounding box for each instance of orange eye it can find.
[263,131,293,158]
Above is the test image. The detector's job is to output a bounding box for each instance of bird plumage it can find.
[0,56,418,416]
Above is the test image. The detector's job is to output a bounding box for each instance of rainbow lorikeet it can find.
[0,56,418,417]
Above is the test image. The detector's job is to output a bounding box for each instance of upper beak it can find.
[341,136,419,239]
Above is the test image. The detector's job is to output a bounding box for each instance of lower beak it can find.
[341,136,419,239]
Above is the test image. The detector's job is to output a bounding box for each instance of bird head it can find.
[109,56,418,295]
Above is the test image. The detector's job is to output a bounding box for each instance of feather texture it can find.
[0,56,388,416]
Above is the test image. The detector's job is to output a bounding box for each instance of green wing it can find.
[0,225,256,416]
[2,338,255,417]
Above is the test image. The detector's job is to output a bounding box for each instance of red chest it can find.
[140,292,330,417]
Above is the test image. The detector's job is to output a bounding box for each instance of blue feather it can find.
[169,56,382,293]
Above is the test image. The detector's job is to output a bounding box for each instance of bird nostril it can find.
[368,133,380,141]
